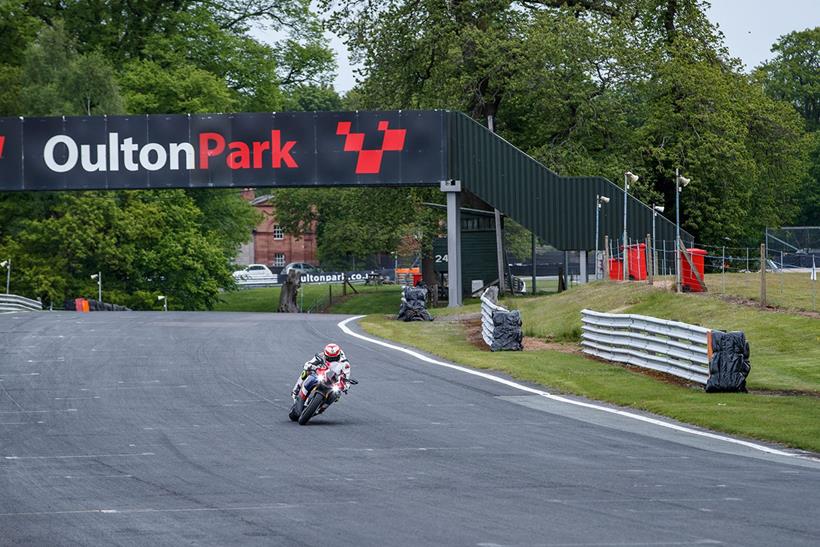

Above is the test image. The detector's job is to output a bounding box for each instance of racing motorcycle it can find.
[289,362,358,425]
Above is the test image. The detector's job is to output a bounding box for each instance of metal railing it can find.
[0,294,43,312]
[580,309,710,384]
[480,288,507,347]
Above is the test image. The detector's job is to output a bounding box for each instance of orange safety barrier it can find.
[608,259,622,281]
[395,267,421,286]
[680,248,707,292]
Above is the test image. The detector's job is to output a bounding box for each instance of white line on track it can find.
[337,316,810,461]
[0,500,358,517]
[4,452,154,460]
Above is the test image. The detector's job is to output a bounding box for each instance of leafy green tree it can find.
[758,28,819,131]
[284,84,343,111]
[119,59,239,114]
[271,187,440,269]
[0,191,235,310]
[323,0,810,245]
[0,10,274,308]
[19,23,123,116]
[758,28,820,225]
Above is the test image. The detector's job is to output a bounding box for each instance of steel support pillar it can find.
[579,250,587,283]
[442,180,463,307]
[494,208,506,293]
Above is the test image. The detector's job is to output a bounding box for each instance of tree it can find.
[18,23,123,116]
[0,191,236,310]
[323,0,811,244]
[0,0,339,308]
[758,28,820,132]
[271,187,441,270]
[758,28,820,225]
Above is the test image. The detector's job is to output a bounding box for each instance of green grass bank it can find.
[360,282,820,452]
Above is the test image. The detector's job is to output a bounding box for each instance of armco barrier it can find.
[580,309,710,384]
[480,288,506,347]
[0,294,43,312]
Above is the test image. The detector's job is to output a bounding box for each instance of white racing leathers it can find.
[292,352,351,400]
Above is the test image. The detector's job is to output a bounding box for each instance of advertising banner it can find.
[234,270,390,287]
[0,111,447,191]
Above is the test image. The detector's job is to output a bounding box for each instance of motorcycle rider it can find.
[291,343,351,402]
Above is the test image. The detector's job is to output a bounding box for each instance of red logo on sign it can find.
[336,121,406,174]
[0,135,5,159]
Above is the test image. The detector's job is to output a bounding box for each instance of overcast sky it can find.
[257,1,819,94]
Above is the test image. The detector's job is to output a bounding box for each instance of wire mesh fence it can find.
[605,236,818,312]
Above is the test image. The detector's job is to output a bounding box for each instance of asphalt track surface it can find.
[1,311,818,547]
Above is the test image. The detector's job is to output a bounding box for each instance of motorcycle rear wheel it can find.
[298,392,324,425]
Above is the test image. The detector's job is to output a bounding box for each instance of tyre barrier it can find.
[480,287,523,351]
[64,298,130,312]
[397,286,433,321]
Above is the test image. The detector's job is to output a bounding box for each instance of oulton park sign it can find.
[0,111,447,191]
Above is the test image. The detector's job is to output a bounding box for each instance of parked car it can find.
[232,264,275,280]
[280,262,322,276]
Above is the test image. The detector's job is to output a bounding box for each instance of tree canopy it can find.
[306,0,816,247]
[0,0,338,308]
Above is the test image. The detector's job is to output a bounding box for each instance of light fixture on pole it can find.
[623,171,639,281]
[595,195,610,279]
[652,205,664,278]
[90,272,102,302]
[157,295,168,312]
[675,168,691,292]
[1,259,9,295]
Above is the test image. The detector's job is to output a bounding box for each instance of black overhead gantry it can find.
[0,110,691,306]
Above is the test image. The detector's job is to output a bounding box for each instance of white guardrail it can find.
[580,309,710,384]
[480,288,507,347]
[0,294,43,312]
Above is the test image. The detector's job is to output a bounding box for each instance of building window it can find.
[274,253,286,267]
[273,224,284,240]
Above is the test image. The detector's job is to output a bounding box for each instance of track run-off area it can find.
[1,311,818,546]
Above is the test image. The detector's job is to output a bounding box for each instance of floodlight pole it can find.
[623,173,629,281]
[595,196,601,279]
[675,168,682,293]
[96,272,102,302]
[652,206,658,277]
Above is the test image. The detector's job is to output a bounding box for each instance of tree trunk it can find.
[278,269,301,312]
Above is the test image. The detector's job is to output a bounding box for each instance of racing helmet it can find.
[323,343,342,362]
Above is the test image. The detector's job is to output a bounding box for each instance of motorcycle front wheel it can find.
[288,398,303,422]
[298,392,325,425]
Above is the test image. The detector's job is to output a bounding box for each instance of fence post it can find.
[663,239,667,277]
[603,236,610,280]
[342,273,347,296]
[646,234,653,285]
[721,245,725,293]
[329,284,333,307]
[760,243,767,307]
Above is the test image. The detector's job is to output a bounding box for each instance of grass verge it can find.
[501,282,819,393]
[214,283,403,314]
[359,282,820,453]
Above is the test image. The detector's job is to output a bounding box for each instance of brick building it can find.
[236,190,318,270]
